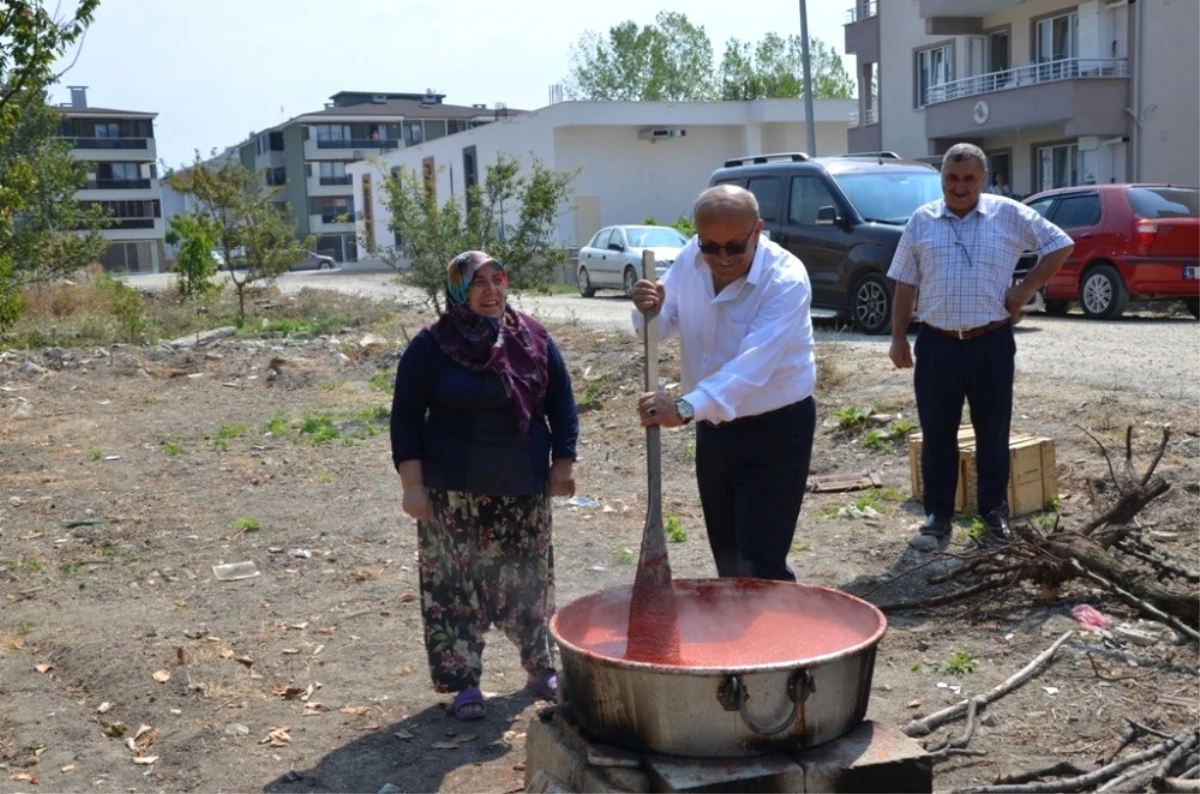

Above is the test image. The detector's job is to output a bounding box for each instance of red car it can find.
[1022,184,1199,319]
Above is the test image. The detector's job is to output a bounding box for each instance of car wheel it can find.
[623,266,638,299]
[578,267,596,298]
[1185,298,1199,319]
[1080,264,1129,320]
[320,261,332,270]
[1043,299,1070,316]
[850,271,891,335]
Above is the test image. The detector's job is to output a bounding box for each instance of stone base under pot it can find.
[525,704,932,793]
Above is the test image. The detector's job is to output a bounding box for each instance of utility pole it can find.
[799,0,817,156]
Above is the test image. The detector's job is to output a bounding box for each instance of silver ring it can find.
[647,407,658,416]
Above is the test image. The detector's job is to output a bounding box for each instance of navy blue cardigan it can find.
[389,327,579,496]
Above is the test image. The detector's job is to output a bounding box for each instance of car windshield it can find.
[1126,187,1199,219]
[626,227,687,248]
[832,171,944,225]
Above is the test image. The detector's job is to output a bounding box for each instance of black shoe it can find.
[920,515,952,539]
[984,511,1012,542]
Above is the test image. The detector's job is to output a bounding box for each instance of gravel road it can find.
[126,270,1200,400]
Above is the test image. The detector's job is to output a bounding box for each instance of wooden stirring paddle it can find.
[625,250,682,665]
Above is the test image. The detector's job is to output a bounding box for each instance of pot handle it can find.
[716,669,816,737]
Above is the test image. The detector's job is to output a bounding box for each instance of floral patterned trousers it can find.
[417,489,556,693]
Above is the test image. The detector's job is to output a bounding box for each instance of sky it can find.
[50,0,850,169]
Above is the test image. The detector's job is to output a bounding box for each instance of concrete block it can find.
[526,714,649,793]
[643,754,805,793]
[526,769,575,793]
[793,721,931,793]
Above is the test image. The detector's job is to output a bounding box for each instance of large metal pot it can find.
[550,578,887,758]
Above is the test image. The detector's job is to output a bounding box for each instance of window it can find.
[746,177,781,222]
[1050,194,1101,228]
[94,122,119,138]
[266,167,287,186]
[590,229,612,249]
[627,228,688,247]
[269,132,285,151]
[831,171,943,225]
[1026,197,1055,218]
[916,44,952,106]
[1037,144,1078,192]
[1036,12,1079,80]
[315,125,351,142]
[1126,188,1200,219]
[787,176,840,225]
[319,162,347,178]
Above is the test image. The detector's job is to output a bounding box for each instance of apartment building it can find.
[844,0,1199,197]
[57,87,165,273]
[233,90,515,263]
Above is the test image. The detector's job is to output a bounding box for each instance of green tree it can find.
[718,33,855,100]
[378,153,576,311]
[163,213,218,299]
[566,11,716,101]
[167,151,312,324]
[0,0,104,332]
[565,11,853,103]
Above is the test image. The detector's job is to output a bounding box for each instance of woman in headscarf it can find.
[390,250,579,721]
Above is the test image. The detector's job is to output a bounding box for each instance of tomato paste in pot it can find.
[550,578,888,757]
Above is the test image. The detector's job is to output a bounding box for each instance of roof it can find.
[243,98,524,141]
[56,105,157,119]
[712,152,935,177]
[302,98,521,120]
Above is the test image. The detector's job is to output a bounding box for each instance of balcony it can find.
[85,178,152,190]
[307,174,355,197]
[309,213,355,233]
[97,217,165,241]
[67,137,157,161]
[849,108,879,128]
[919,0,1011,20]
[844,1,879,62]
[922,59,1131,139]
[317,139,398,151]
[845,0,876,23]
[304,138,398,161]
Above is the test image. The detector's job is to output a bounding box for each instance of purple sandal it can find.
[527,671,558,701]
[451,687,485,720]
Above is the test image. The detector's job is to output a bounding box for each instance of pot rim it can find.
[550,578,888,675]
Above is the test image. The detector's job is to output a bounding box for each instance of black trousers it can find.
[914,323,1016,520]
[694,397,816,581]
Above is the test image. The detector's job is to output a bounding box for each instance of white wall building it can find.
[348,99,855,258]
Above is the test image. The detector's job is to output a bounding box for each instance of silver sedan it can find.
[577,225,688,298]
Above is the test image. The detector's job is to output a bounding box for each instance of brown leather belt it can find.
[925,318,1012,341]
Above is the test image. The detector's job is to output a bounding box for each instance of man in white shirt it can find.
[888,143,1072,550]
[631,185,817,582]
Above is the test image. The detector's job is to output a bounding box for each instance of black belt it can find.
[924,318,1012,341]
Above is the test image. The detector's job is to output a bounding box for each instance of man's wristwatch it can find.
[675,398,695,424]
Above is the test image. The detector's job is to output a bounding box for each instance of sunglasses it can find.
[697,227,757,257]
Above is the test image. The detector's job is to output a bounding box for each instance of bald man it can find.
[631,185,818,582]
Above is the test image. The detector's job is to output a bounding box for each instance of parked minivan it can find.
[708,151,1039,333]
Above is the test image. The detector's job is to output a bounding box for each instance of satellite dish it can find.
[973,100,990,125]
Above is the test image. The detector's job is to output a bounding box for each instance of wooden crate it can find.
[908,427,1058,517]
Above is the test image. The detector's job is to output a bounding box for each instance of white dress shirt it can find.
[887,194,1073,331]
[631,235,816,425]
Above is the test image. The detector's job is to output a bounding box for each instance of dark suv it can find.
[709,152,945,334]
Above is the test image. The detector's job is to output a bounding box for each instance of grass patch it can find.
[230,517,261,536]
[162,440,183,456]
[88,446,103,461]
[369,370,394,392]
[665,514,688,543]
[59,562,82,577]
[98,545,137,561]
[1,271,397,351]
[612,547,634,565]
[833,406,873,430]
[942,651,978,676]
[265,410,288,436]
[215,424,247,439]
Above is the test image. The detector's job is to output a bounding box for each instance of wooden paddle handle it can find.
[641,250,662,520]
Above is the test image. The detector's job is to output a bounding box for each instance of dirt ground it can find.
[1,289,1197,794]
